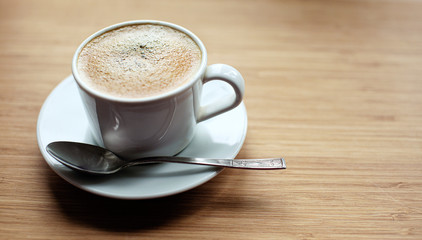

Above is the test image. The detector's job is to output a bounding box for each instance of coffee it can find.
[77,24,202,98]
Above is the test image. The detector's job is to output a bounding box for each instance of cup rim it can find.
[71,20,207,103]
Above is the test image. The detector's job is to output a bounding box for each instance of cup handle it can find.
[197,64,245,122]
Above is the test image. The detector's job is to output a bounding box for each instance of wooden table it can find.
[1,0,421,239]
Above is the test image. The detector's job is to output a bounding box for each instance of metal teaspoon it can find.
[46,141,286,175]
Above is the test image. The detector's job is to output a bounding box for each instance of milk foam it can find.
[77,24,202,98]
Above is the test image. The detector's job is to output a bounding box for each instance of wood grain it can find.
[1,0,422,239]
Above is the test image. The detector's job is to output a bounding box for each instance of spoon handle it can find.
[128,156,286,169]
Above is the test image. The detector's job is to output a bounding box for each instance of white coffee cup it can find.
[72,20,245,159]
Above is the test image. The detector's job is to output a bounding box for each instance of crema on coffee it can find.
[77,24,202,98]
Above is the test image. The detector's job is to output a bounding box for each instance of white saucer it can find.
[37,75,247,199]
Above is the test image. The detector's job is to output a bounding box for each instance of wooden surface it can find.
[1,0,422,239]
